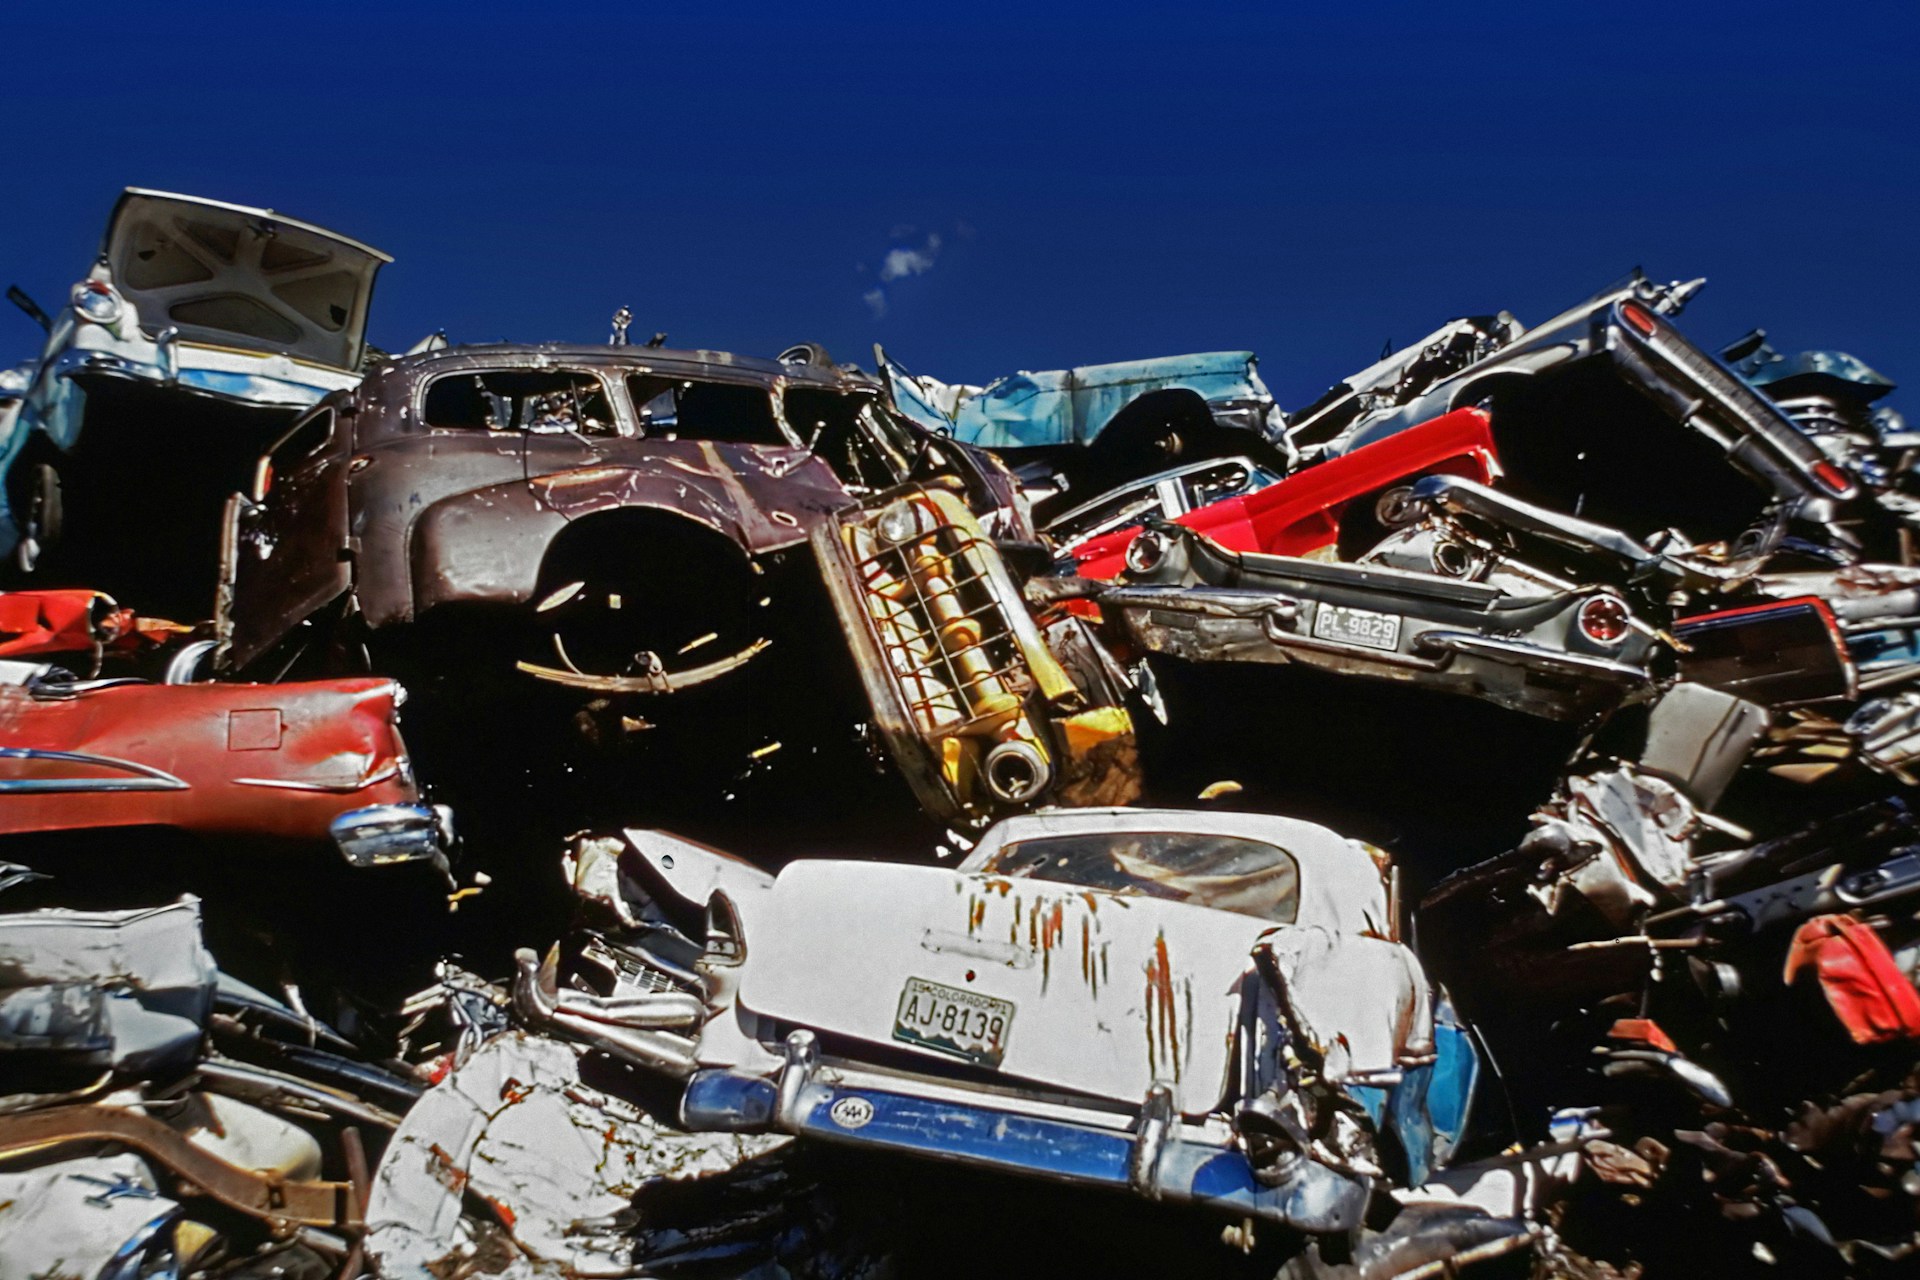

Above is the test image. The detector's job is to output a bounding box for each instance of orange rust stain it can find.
[428,1142,470,1195]
[1036,899,1066,990]
[1042,902,1065,953]
[1080,918,1091,986]
[1143,931,1181,1082]
[1082,892,1100,916]
[969,898,986,936]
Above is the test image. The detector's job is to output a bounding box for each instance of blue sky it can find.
[3,1,1915,407]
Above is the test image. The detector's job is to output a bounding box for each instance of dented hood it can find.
[102,189,390,370]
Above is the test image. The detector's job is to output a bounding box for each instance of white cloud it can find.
[861,226,957,319]
[880,245,937,282]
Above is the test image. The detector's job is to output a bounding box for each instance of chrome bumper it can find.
[679,1032,1369,1233]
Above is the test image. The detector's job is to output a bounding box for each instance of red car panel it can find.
[1071,408,1501,580]
[0,677,420,842]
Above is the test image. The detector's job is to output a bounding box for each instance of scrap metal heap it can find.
[5,195,1920,1277]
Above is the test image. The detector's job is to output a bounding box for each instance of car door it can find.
[222,404,351,670]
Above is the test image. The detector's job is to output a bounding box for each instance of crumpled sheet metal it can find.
[0,675,422,841]
[0,589,132,659]
[886,351,1276,451]
[369,1031,785,1280]
[0,897,216,1076]
[1846,691,1920,782]
[1259,928,1436,1079]
[0,1150,179,1280]
[1527,768,1698,926]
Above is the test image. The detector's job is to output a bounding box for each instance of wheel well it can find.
[536,507,754,586]
[1092,388,1216,453]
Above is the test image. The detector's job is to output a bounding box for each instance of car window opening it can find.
[628,375,787,445]
[424,370,618,436]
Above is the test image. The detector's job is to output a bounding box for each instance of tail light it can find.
[1577,594,1631,645]
[1811,459,1856,497]
[1619,301,1657,335]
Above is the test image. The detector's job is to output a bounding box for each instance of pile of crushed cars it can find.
[5,191,1920,1280]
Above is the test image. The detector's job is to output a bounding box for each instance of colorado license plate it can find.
[893,977,1013,1067]
[1312,604,1403,651]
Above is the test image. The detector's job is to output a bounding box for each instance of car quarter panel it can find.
[0,677,418,842]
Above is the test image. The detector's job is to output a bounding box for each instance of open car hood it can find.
[102,189,391,370]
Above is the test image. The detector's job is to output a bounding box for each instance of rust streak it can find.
[428,1142,469,1195]
[1144,931,1180,1083]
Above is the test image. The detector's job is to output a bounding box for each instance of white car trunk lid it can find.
[738,861,1276,1116]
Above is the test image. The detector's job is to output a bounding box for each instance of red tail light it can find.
[1812,459,1855,497]
[1619,301,1657,335]
[1577,594,1630,644]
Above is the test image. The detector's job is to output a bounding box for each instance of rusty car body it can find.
[216,343,1024,677]
[215,342,1132,826]
[435,808,1481,1245]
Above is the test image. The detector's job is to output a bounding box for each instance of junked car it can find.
[1101,516,1662,722]
[2,189,396,608]
[1290,274,1877,564]
[879,347,1290,513]
[0,662,449,870]
[1045,453,1286,556]
[215,342,1133,825]
[1064,406,1502,580]
[391,807,1484,1259]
